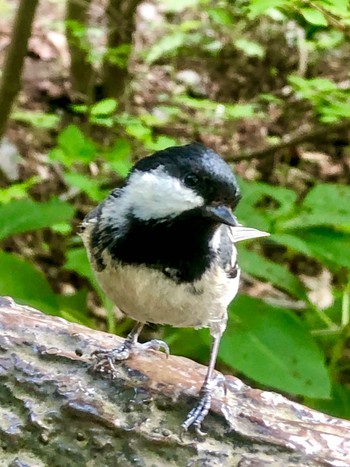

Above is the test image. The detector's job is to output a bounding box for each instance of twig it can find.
[230,120,350,162]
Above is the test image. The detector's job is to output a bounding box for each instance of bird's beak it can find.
[205,206,238,226]
[205,206,270,241]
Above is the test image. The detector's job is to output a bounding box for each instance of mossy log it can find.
[0,296,349,466]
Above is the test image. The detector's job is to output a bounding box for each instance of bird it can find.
[79,142,268,435]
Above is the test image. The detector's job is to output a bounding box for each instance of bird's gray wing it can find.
[79,188,122,271]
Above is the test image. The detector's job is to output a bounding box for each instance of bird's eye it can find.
[184,173,199,188]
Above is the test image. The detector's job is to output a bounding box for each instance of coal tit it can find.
[80,143,268,434]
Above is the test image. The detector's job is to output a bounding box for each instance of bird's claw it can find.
[181,390,212,437]
[90,343,132,374]
[91,344,131,361]
[181,374,226,436]
[90,339,170,374]
[137,339,170,358]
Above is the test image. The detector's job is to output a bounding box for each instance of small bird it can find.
[80,143,268,434]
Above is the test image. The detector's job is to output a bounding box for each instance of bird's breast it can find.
[94,257,239,330]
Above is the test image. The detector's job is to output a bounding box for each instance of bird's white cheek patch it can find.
[125,167,204,220]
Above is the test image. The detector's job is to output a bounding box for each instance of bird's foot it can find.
[90,339,170,375]
[182,375,225,436]
[182,388,212,436]
[90,341,132,375]
[137,339,170,358]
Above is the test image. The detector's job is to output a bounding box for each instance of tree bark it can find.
[0,296,349,466]
[102,0,141,101]
[65,0,94,102]
[0,0,39,139]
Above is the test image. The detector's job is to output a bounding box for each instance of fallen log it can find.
[0,296,349,466]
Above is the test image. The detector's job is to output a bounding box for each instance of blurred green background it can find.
[0,0,349,420]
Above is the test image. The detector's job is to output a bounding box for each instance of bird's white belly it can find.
[95,260,239,331]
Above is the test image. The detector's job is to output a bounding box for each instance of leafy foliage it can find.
[223,295,331,398]
[0,252,58,314]
[0,199,75,241]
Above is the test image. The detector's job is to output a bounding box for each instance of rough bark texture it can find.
[0,296,349,467]
[0,0,39,139]
[65,0,94,102]
[102,0,141,100]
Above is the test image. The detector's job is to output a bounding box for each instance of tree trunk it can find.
[102,0,141,101]
[0,0,39,139]
[0,296,349,466]
[65,0,94,103]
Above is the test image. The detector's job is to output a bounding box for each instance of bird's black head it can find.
[134,143,240,208]
[124,143,241,225]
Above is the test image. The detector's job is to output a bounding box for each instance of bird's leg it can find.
[91,321,170,373]
[182,329,223,436]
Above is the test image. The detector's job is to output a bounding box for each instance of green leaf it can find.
[297,228,350,269]
[125,121,152,141]
[300,7,328,26]
[163,327,210,361]
[270,233,316,257]
[144,135,178,152]
[0,198,75,241]
[51,222,72,235]
[308,383,350,419]
[235,178,297,230]
[320,101,350,123]
[321,0,349,18]
[288,76,338,98]
[281,184,350,229]
[89,116,114,127]
[0,252,58,314]
[90,98,118,116]
[52,125,96,165]
[238,247,307,300]
[70,104,88,114]
[105,139,132,178]
[146,32,187,63]
[174,96,256,120]
[303,184,350,220]
[222,295,331,398]
[63,172,107,202]
[271,229,350,270]
[11,110,60,129]
[234,38,265,58]
[225,103,257,119]
[104,44,131,67]
[64,247,114,317]
[65,247,95,283]
[248,0,286,18]
[0,177,39,203]
[240,179,297,217]
[208,8,233,26]
[163,0,200,13]
[58,124,85,151]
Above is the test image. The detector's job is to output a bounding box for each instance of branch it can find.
[0,0,39,139]
[230,120,350,162]
[65,0,94,102]
[0,297,349,466]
